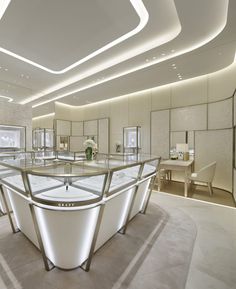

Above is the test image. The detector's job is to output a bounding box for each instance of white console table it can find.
[158,159,194,197]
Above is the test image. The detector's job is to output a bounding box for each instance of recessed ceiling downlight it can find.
[0,0,149,74]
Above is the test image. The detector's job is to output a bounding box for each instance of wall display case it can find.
[0,154,160,271]
[123,126,141,153]
[170,131,194,160]
[55,118,109,154]
[0,124,26,152]
[33,128,54,151]
[57,136,69,151]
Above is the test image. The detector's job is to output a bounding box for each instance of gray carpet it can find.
[0,203,197,289]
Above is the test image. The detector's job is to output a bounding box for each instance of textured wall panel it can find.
[171,104,207,131]
[71,121,83,136]
[84,120,98,136]
[56,119,71,135]
[195,129,233,192]
[70,136,86,152]
[208,98,233,129]
[98,118,109,153]
[151,110,169,159]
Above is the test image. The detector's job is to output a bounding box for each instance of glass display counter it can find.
[32,128,54,151]
[57,150,86,161]
[34,150,57,160]
[123,126,141,153]
[0,154,160,271]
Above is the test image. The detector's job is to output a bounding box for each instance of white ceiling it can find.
[0,0,235,117]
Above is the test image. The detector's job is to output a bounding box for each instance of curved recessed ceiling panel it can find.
[0,0,147,73]
[0,0,235,113]
[30,0,231,108]
[21,0,182,104]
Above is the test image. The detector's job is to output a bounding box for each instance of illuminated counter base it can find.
[0,156,160,271]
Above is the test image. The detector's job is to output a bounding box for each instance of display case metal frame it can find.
[0,154,161,272]
[32,128,55,151]
[0,124,26,152]
[123,126,141,154]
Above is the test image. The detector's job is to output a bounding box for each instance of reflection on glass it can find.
[0,125,25,151]
[170,131,195,160]
[33,128,54,151]
[123,126,141,153]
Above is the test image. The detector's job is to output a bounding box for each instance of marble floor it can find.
[0,191,235,289]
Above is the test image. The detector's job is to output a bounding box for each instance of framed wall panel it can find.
[84,120,98,136]
[234,169,236,202]
[195,129,233,192]
[70,136,86,152]
[170,131,186,149]
[208,98,233,129]
[55,120,71,136]
[151,110,169,159]
[71,121,83,136]
[187,131,194,150]
[171,104,207,131]
[98,118,109,154]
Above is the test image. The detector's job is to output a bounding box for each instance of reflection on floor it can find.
[0,193,235,289]
[155,180,235,207]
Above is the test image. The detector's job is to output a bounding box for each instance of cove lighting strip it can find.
[0,0,148,74]
[0,0,10,20]
[27,0,229,108]
[54,57,236,110]
[21,0,181,105]
[0,95,13,102]
[32,112,55,120]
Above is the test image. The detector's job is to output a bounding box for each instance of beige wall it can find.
[0,102,32,150]
[31,62,236,196]
[32,114,54,129]
[48,63,236,154]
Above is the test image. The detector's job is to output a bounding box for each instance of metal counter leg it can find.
[81,203,105,272]
[141,176,156,214]
[29,203,55,271]
[119,186,139,235]
[0,185,19,233]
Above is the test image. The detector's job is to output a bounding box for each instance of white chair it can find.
[188,162,216,196]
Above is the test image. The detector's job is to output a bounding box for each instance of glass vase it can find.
[85,147,93,160]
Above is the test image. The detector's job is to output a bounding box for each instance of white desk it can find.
[158,160,194,197]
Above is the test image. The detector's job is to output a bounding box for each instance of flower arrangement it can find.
[83,139,97,160]
[83,139,97,149]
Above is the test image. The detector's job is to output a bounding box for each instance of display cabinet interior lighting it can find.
[0,0,11,20]
[0,95,13,102]
[1,0,148,75]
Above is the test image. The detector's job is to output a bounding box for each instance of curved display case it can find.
[0,154,160,271]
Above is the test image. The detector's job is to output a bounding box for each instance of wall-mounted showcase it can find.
[32,128,54,151]
[151,95,234,194]
[54,118,109,153]
[0,124,26,152]
[123,126,141,153]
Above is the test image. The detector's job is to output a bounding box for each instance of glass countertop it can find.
[0,158,56,171]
